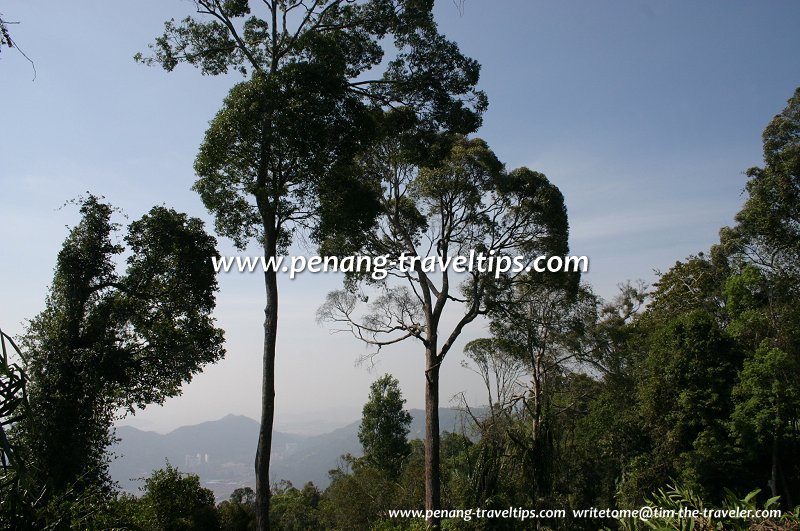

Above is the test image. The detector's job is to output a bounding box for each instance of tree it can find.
[136,462,219,531]
[269,481,322,530]
[469,276,592,503]
[218,487,256,530]
[320,457,400,529]
[359,374,413,480]
[630,310,741,502]
[459,337,526,510]
[563,283,649,511]
[454,281,653,521]
[319,376,412,528]
[605,87,800,508]
[139,3,486,527]
[720,86,800,504]
[723,86,800,281]
[731,344,800,505]
[318,135,570,525]
[13,196,224,507]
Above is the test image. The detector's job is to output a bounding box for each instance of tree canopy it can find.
[358,374,412,479]
[140,2,488,527]
[13,196,224,516]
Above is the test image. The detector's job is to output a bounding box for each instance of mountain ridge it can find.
[110,408,468,500]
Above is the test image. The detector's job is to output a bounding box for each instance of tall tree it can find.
[565,283,648,509]
[606,87,800,506]
[313,375,412,529]
[460,336,526,509]
[720,86,800,503]
[139,2,486,527]
[731,343,800,505]
[358,374,412,480]
[479,276,590,502]
[632,310,741,501]
[14,196,224,512]
[318,135,569,525]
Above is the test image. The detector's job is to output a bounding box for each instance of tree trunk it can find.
[255,241,279,531]
[425,347,441,528]
[768,434,778,499]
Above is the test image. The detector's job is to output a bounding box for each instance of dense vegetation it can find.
[1,1,799,529]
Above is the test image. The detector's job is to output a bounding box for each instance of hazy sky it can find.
[2,1,799,434]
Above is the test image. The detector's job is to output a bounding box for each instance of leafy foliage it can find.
[218,487,256,531]
[5,16,800,531]
[0,330,30,528]
[318,134,571,524]
[269,481,322,530]
[616,483,799,531]
[136,461,219,531]
[10,196,224,516]
[359,374,413,480]
[140,3,489,524]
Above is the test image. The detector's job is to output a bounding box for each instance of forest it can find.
[1,1,799,530]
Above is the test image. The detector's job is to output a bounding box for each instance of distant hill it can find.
[110,408,468,500]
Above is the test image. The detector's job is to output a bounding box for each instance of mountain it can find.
[110,408,468,500]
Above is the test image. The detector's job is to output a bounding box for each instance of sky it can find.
[1,0,799,434]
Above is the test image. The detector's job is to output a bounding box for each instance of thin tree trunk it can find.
[256,17,280,523]
[255,238,279,531]
[779,457,794,508]
[769,434,778,499]
[425,347,441,528]
[769,408,796,508]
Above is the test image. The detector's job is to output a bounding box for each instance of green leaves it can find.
[732,344,800,452]
[615,87,800,508]
[137,462,219,530]
[15,196,225,501]
[358,374,412,480]
[383,25,487,133]
[135,17,244,75]
[726,87,800,278]
[222,0,250,18]
[118,206,225,407]
[142,1,489,255]
[193,64,374,251]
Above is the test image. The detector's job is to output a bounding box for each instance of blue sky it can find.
[1,1,799,433]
